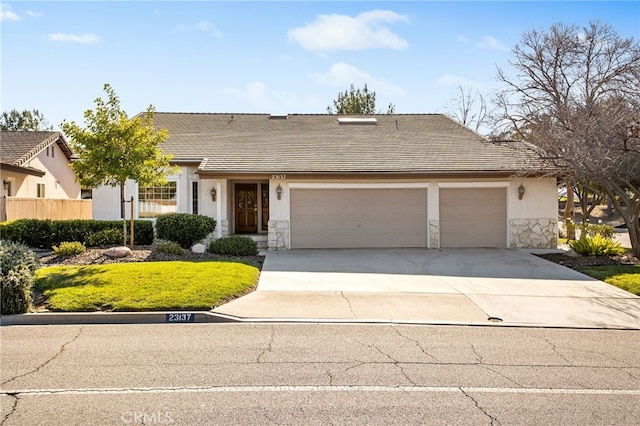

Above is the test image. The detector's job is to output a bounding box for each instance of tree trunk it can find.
[629,220,640,259]
[564,182,576,240]
[604,188,640,259]
[120,182,126,246]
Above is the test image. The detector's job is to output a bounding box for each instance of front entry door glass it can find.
[261,184,269,231]
[235,184,258,233]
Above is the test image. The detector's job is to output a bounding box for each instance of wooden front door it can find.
[235,184,258,233]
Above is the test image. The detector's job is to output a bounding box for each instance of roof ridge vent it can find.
[337,117,377,125]
[269,114,289,119]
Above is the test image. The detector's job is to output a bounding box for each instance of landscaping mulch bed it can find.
[38,245,265,268]
[536,252,639,268]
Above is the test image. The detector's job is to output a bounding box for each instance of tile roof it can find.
[0,131,74,166]
[148,113,552,175]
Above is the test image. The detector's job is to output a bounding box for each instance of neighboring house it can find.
[92,113,558,250]
[0,131,88,221]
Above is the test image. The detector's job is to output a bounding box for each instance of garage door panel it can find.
[291,188,427,249]
[440,188,507,248]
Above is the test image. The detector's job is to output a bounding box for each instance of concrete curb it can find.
[0,311,239,326]
[1,311,637,330]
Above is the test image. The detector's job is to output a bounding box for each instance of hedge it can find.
[0,219,154,248]
[155,213,216,248]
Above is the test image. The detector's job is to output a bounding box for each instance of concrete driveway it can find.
[213,249,640,329]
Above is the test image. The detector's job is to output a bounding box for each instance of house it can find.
[0,131,88,221]
[91,113,558,250]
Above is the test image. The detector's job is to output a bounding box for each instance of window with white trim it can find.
[138,182,178,218]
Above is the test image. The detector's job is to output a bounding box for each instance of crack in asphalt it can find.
[518,330,573,365]
[471,344,485,364]
[1,327,84,387]
[619,368,640,381]
[460,388,501,425]
[353,339,416,386]
[256,325,275,363]
[470,344,524,387]
[0,393,18,426]
[339,292,357,318]
[340,361,367,374]
[392,327,440,362]
[326,369,335,386]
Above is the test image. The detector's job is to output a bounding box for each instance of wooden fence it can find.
[0,197,92,221]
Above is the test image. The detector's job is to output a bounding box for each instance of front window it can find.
[138,182,177,218]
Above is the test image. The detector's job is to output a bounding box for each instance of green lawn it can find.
[575,265,640,296]
[35,261,260,312]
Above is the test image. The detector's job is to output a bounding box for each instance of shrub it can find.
[1,240,40,315]
[582,222,615,239]
[0,219,54,248]
[569,235,625,256]
[155,241,185,256]
[85,228,124,247]
[155,213,216,248]
[0,219,154,247]
[209,236,258,256]
[53,241,86,256]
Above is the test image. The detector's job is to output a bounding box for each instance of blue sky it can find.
[2,1,639,131]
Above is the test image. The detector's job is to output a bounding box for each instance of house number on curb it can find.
[271,174,286,180]
[166,313,195,322]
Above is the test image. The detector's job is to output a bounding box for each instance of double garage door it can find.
[290,188,428,249]
[290,187,507,249]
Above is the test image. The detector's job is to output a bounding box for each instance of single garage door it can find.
[290,188,427,249]
[440,188,507,248]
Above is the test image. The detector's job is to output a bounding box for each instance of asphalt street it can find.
[1,323,639,425]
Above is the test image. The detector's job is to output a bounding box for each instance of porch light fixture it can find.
[518,184,525,200]
[2,181,8,190]
[210,186,217,202]
[276,184,282,200]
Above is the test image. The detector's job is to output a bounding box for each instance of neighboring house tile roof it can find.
[0,131,74,166]
[149,113,552,175]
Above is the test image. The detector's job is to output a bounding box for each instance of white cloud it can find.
[311,62,405,96]
[288,9,408,53]
[48,33,100,44]
[456,35,468,44]
[224,81,298,111]
[26,11,43,18]
[1,4,22,22]
[175,21,223,39]
[476,35,509,51]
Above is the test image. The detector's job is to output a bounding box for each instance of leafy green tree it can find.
[1,109,52,131]
[327,84,395,114]
[61,84,178,245]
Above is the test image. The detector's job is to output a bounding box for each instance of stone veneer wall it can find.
[510,218,558,249]
[220,219,229,237]
[268,220,290,250]
[429,219,440,249]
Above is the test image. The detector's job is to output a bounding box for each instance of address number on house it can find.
[271,174,286,180]
[166,313,195,323]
